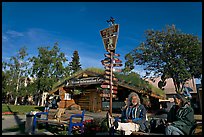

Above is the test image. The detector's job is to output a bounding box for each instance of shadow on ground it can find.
[2,106,26,134]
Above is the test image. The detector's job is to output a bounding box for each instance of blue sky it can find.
[2,2,202,83]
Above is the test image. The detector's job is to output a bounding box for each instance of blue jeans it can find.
[165,125,184,135]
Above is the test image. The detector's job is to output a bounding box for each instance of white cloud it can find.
[2,35,8,41]
[6,30,24,37]
[132,66,146,77]
[26,28,50,41]
[2,27,106,70]
[2,57,10,61]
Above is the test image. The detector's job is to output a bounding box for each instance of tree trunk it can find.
[41,91,44,106]
[15,68,21,105]
[37,99,40,106]
[172,77,178,93]
[14,96,18,105]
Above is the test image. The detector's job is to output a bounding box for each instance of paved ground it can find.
[2,114,26,135]
[2,110,202,135]
[2,110,113,135]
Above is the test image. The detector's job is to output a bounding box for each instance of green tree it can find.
[69,50,82,74]
[29,43,69,104]
[50,43,69,81]
[122,53,135,74]
[2,47,30,105]
[2,62,10,99]
[124,25,202,93]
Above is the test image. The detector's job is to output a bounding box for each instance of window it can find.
[64,93,72,100]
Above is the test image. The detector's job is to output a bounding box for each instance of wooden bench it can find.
[32,109,85,135]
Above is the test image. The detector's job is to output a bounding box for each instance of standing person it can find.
[52,96,57,109]
[107,92,148,135]
[44,97,50,112]
[165,94,195,135]
[24,95,28,105]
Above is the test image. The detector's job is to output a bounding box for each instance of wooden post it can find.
[198,87,202,113]
[109,51,113,116]
[100,18,120,116]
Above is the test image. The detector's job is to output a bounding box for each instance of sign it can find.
[101,59,110,64]
[105,75,111,79]
[105,66,111,70]
[113,63,123,67]
[112,86,118,90]
[100,93,117,98]
[113,53,120,57]
[112,90,117,94]
[104,53,120,58]
[100,20,121,116]
[104,57,111,61]
[101,85,118,90]
[66,77,104,86]
[103,80,113,85]
[101,84,109,89]
[112,77,118,82]
[100,24,119,52]
[113,59,122,63]
[102,36,118,51]
[113,68,122,72]
[103,63,111,67]
[100,24,119,38]
[105,70,111,75]
[104,53,111,58]
[113,57,120,61]
[105,74,115,79]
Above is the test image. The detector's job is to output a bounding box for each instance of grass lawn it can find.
[2,104,45,115]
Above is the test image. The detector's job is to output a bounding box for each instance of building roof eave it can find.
[118,83,165,99]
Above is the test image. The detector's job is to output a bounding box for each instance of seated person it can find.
[166,95,180,123]
[107,92,148,135]
[165,94,195,135]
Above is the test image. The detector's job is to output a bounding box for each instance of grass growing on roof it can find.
[149,84,165,96]
[52,67,105,89]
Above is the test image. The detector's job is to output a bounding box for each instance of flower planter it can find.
[2,112,13,115]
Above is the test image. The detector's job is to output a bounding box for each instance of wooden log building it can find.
[49,69,165,112]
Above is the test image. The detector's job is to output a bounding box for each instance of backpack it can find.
[150,118,166,134]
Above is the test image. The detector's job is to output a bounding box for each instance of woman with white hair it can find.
[107,92,148,135]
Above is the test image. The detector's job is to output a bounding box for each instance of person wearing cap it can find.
[165,94,195,135]
[167,94,182,123]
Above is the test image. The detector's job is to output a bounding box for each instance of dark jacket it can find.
[121,104,148,132]
[167,104,180,122]
[171,103,195,135]
[45,101,49,107]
